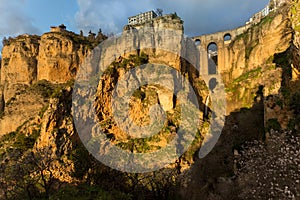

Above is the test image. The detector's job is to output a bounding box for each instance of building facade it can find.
[128,11,158,25]
[246,0,287,25]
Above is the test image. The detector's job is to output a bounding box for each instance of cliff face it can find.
[224,8,293,113]
[0,31,92,103]
[1,35,40,103]
[75,15,207,165]
[0,31,95,136]
[1,35,40,86]
[37,32,89,82]
[1,5,297,134]
[0,1,300,199]
[0,84,47,136]
[209,2,299,134]
[180,2,300,199]
[228,11,292,77]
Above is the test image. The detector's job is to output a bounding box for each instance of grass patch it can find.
[234,67,262,83]
[12,129,40,151]
[295,24,300,32]
[104,52,149,76]
[31,80,55,98]
[226,67,262,93]
[260,14,275,25]
[30,79,74,99]
[266,55,274,64]
[0,132,17,147]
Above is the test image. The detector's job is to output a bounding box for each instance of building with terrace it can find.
[128,11,158,25]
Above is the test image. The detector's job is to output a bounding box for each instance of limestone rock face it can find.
[224,8,294,113]
[0,85,47,136]
[1,35,40,102]
[1,3,300,198]
[88,18,206,142]
[0,32,92,102]
[226,12,292,81]
[132,14,183,31]
[37,33,90,83]
[1,35,40,85]
[36,88,76,154]
[157,88,174,112]
[100,15,185,73]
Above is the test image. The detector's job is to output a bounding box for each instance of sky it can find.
[0,0,269,50]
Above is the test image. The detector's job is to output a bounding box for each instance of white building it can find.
[261,5,270,17]
[245,0,286,25]
[128,11,158,25]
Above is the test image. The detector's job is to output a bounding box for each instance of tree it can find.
[27,147,57,198]
[0,146,66,199]
[0,149,38,200]
[2,37,8,46]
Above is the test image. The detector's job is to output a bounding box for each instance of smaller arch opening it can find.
[195,39,201,46]
[207,42,218,75]
[224,33,232,42]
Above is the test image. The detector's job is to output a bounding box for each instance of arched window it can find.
[207,42,218,74]
[195,39,201,46]
[224,33,232,42]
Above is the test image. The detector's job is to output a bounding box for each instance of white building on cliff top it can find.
[128,11,158,25]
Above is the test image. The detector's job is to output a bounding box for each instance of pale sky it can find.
[0,0,269,47]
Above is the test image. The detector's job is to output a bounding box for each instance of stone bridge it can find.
[192,24,251,76]
[191,24,252,132]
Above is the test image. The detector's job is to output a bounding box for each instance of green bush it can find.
[0,132,17,147]
[31,80,55,98]
[0,120,40,152]
[132,89,145,100]
[12,129,40,151]
[266,118,281,132]
[68,143,92,179]
[261,14,275,25]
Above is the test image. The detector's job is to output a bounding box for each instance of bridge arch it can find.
[195,39,201,46]
[207,42,218,74]
[224,33,232,42]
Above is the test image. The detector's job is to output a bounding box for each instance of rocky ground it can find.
[235,129,300,199]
